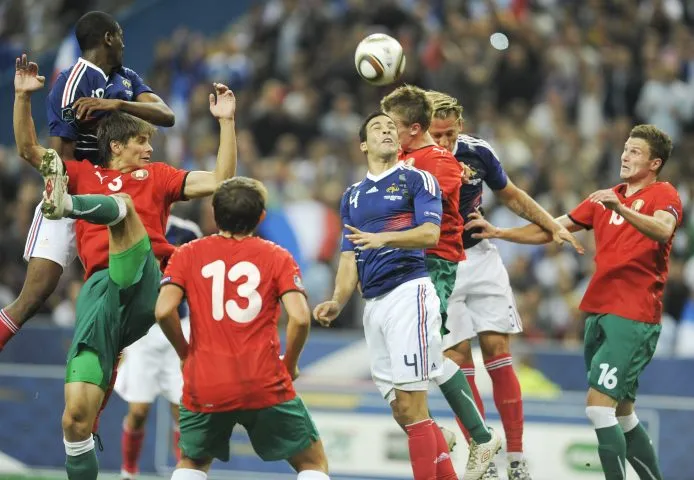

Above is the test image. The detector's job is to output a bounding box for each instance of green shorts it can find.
[425,254,457,333]
[584,313,661,402]
[66,237,161,390]
[179,397,320,462]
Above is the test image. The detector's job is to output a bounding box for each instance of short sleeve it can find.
[432,152,462,200]
[275,248,306,297]
[568,197,596,230]
[153,162,189,205]
[340,187,355,252]
[123,68,154,98]
[411,169,443,226]
[653,184,683,227]
[47,74,80,140]
[479,145,508,190]
[162,244,188,291]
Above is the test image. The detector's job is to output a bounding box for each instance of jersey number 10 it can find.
[201,260,263,323]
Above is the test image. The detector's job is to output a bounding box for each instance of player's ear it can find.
[651,157,662,173]
[104,31,113,47]
[359,141,368,154]
[110,140,122,156]
[258,209,267,224]
[410,123,421,137]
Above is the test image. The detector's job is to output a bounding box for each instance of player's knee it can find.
[479,332,509,360]
[445,340,473,366]
[62,405,93,439]
[391,391,428,426]
[585,406,617,429]
[126,403,151,429]
[111,193,135,216]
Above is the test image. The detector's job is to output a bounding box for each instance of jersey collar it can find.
[77,57,108,81]
[366,161,403,183]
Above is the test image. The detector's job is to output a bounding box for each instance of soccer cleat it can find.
[481,461,501,480]
[38,148,68,220]
[462,428,502,480]
[507,459,532,480]
[439,424,457,451]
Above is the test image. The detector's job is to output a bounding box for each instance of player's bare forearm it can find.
[498,181,560,233]
[214,118,237,182]
[13,92,46,168]
[120,94,175,126]
[282,291,310,376]
[495,215,580,244]
[382,222,440,249]
[616,206,677,243]
[332,252,358,310]
[155,285,189,359]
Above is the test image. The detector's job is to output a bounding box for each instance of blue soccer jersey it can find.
[454,134,508,249]
[340,163,443,299]
[166,215,202,319]
[47,57,153,163]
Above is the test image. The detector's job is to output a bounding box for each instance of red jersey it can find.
[162,235,305,412]
[401,146,465,262]
[569,182,682,324]
[65,160,188,279]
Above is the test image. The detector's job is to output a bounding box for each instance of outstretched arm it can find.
[497,179,583,252]
[71,91,175,127]
[14,55,48,168]
[183,83,237,199]
[466,212,584,245]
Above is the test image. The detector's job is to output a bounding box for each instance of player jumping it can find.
[156,177,330,480]
[0,11,175,353]
[14,54,237,480]
[466,124,678,480]
[425,90,582,479]
[315,112,499,480]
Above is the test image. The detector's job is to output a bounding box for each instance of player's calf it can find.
[287,438,330,479]
[0,258,62,350]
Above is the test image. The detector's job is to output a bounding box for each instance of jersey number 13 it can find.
[201,260,262,323]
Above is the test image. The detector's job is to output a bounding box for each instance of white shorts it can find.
[114,320,190,404]
[363,277,444,401]
[23,202,77,268]
[444,240,523,350]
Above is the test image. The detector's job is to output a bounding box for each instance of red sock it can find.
[172,426,181,461]
[432,424,457,479]
[455,364,486,443]
[0,309,19,350]
[93,352,121,434]
[405,419,438,480]
[122,423,145,475]
[485,353,523,453]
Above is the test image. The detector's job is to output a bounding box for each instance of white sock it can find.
[507,452,524,463]
[108,195,128,226]
[297,470,330,480]
[433,357,459,385]
[64,436,95,456]
[63,193,74,214]
[171,468,207,480]
[617,412,639,433]
[585,406,618,429]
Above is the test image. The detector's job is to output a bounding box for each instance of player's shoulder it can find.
[343,180,362,196]
[456,134,499,159]
[651,181,680,197]
[252,236,294,258]
[399,164,439,190]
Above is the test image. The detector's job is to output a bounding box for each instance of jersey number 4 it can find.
[201,260,262,323]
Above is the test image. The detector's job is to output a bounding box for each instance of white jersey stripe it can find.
[66,62,88,108]
[61,60,85,107]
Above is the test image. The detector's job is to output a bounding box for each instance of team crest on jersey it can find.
[122,78,132,89]
[384,183,403,201]
[631,199,645,212]
[131,169,149,180]
[293,275,304,290]
[61,107,76,124]
[386,184,399,193]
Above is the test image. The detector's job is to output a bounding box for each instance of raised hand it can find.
[209,83,236,120]
[15,54,45,94]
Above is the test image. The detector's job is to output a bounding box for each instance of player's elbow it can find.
[160,110,175,127]
[154,301,173,325]
[422,224,440,248]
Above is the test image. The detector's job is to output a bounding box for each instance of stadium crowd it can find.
[1,0,694,355]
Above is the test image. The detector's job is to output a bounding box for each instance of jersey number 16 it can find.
[201,260,262,323]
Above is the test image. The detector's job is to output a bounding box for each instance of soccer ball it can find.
[354,33,406,86]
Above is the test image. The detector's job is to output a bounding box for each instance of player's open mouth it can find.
[382,138,393,144]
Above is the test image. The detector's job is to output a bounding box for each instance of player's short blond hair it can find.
[426,90,464,122]
[380,84,432,131]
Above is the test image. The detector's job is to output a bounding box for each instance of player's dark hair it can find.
[97,111,156,165]
[213,177,268,234]
[75,11,119,52]
[629,124,672,174]
[359,111,393,142]
[380,84,433,132]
